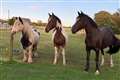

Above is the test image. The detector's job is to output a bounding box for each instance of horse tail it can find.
[107,36,120,54]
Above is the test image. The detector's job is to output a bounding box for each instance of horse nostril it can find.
[72,31,75,34]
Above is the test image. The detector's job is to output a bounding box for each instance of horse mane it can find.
[84,14,98,28]
[53,15,61,24]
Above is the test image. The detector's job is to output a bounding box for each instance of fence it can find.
[0,27,13,62]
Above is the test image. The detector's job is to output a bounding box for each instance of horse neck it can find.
[84,22,99,37]
[22,22,33,37]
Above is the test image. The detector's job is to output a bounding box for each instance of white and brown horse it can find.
[11,17,40,63]
[45,13,67,65]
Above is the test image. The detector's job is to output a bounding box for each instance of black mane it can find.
[83,14,98,28]
[53,15,61,24]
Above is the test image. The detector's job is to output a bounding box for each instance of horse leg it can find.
[28,46,33,63]
[23,49,27,62]
[61,47,66,65]
[95,49,100,75]
[110,54,114,67]
[84,47,91,72]
[53,47,59,64]
[100,49,104,66]
[33,45,38,57]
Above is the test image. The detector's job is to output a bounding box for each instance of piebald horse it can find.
[71,11,120,75]
[11,17,40,63]
[45,13,67,65]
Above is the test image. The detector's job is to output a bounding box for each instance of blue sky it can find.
[0,0,119,26]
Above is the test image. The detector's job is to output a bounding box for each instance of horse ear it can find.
[78,11,81,16]
[81,11,84,15]
[19,17,23,24]
[48,13,51,17]
[59,27,62,31]
[19,17,21,20]
[52,12,54,16]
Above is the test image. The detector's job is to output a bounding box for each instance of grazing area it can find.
[0,27,120,80]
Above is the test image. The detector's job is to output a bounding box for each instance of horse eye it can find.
[76,17,80,21]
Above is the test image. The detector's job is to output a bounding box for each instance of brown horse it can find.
[45,13,67,65]
[71,11,120,75]
[11,17,40,63]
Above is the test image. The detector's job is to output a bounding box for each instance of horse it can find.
[11,17,40,63]
[71,11,120,75]
[45,13,67,65]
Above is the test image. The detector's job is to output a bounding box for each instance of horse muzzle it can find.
[45,28,49,33]
[71,28,76,34]
[11,29,17,36]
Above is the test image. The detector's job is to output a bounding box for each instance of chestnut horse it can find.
[71,11,120,75]
[11,17,40,63]
[45,13,67,65]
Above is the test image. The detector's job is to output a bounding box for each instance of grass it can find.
[0,27,120,80]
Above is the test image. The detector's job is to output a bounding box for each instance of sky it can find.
[0,0,119,26]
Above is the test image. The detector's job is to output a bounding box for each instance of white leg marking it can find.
[110,55,114,67]
[28,46,33,63]
[23,49,27,62]
[62,48,66,65]
[95,70,100,75]
[101,55,104,66]
[53,47,58,64]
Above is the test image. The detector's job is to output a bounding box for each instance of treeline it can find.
[95,9,120,34]
[6,9,120,33]
[32,20,47,27]
[6,17,47,27]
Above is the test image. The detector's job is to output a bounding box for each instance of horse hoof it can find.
[100,63,104,66]
[22,59,27,62]
[53,62,57,65]
[28,59,33,63]
[110,64,114,68]
[28,61,33,64]
[95,70,100,75]
[84,68,89,72]
[33,53,39,58]
[63,63,66,66]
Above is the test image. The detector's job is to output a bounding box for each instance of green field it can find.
[0,27,120,80]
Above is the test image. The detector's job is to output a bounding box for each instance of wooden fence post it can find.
[9,32,13,61]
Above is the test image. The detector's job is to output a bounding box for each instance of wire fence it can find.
[0,27,12,62]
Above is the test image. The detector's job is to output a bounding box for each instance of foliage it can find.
[7,18,15,25]
[94,10,120,34]
[32,20,47,27]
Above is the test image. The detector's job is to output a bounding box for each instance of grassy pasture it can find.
[0,27,120,80]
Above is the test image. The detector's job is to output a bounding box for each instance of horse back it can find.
[100,27,115,48]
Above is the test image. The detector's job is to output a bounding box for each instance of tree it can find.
[7,18,15,25]
[94,11,120,34]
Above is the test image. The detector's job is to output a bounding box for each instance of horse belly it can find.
[33,31,40,45]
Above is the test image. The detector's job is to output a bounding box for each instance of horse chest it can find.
[21,35,32,49]
[53,32,66,47]
[85,36,101,48]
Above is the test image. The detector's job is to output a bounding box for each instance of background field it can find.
[0,27,120,80]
